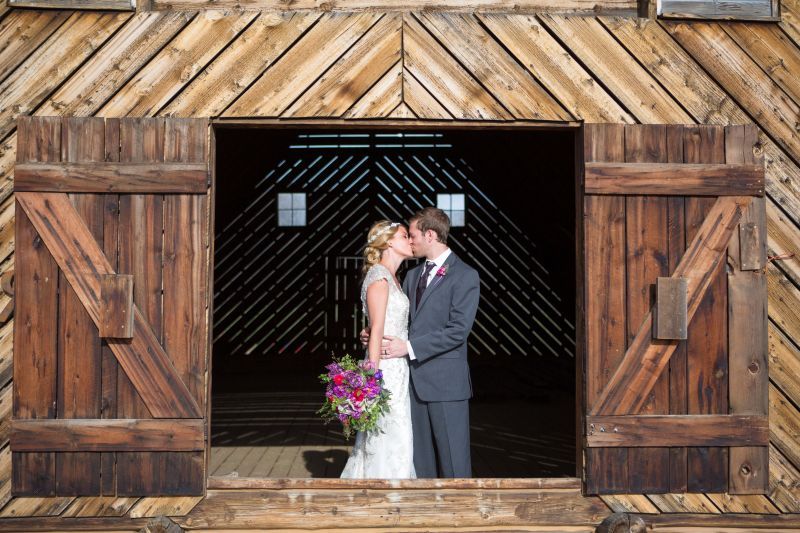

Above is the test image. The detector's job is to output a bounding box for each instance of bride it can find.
[340,221,417,479]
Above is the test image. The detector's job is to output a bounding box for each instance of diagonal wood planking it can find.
[163,12,320,117]
[416,12,571,120]
[342,61,403,118]
[224,12,382,117]
[284,14,402,117]
[99,10,257,117]
[402,13,511,120]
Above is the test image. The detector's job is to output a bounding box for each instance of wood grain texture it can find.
[655,277,687,340]
[151,0,636,11]
[584,162,764,196]
[478,13,633,123]
[16,192,202,420]
[10,419,204,452]
[14,162,208,193]
[99,274,134,338]
[583,123,628,494]
[163,12,319,117]
[0,11,71,87]
[9,0,133,9]
[585,415,768,447]
[591,195,748,416]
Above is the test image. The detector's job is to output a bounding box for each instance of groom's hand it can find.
[381,335,408,359]
[359,327,370,347]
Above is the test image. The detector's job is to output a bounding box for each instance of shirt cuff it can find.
[407,340,416,360]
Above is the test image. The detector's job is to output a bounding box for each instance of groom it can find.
[364,207,480,478]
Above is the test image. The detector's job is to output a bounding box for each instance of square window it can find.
[451,210,465,227]
[451,194,465,210]
[277,192,307,227]
[437,194,451,210]
[437,193,465,227]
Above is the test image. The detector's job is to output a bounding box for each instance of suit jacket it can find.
[402,252,480,402]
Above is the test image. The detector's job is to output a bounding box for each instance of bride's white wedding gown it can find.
[340,264,416,479]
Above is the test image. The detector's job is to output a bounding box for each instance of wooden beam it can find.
[10,419,204,452]
[15,192,202,419]
[585,415,768,447]
[590,196,750,415]
[99,274,134,339]
[654,277,687,340]
[14,162,208,193]
[8,0,134,9]
[208,477,582,490]
[584,162,764,196]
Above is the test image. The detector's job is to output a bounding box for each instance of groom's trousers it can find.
[410,385,472,478]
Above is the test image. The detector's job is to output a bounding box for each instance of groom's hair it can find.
[410,207,450,244]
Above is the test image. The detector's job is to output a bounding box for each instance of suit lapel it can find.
[415,253,458,315]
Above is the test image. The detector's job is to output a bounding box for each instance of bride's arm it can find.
[365,279,390,368]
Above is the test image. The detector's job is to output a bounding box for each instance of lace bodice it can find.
[361,264,409,340]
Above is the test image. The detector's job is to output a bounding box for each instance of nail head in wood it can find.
[100,273,134,338]
[654,277,687,340]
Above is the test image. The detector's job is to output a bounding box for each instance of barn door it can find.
[11,116,210,496]
[581,123,768,495]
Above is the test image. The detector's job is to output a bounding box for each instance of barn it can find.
[0,0,799,530]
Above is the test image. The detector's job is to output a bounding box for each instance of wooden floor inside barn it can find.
[210,389,576,479]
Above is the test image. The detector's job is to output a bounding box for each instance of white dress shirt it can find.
[407,248,452,360]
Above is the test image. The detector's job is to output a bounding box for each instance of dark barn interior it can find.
[210,127,577,478]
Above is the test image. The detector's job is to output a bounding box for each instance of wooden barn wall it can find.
[0,1,799,528]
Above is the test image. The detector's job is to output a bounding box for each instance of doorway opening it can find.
[210,125,577,479]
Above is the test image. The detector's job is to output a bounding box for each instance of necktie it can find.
[415,261,437,310]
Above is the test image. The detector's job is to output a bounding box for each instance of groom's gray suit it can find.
[401,251,480,478]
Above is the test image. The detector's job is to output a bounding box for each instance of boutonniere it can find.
[436,264,449,277]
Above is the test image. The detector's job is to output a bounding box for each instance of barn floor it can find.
[210,387,576,479]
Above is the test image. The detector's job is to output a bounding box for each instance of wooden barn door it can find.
[581,123,768,495]
[11,116,210,496]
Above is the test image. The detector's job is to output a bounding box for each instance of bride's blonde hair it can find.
[362,220,403,275]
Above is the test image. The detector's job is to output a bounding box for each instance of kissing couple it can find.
[340,207,480,479]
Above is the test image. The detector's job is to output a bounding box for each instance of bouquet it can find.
[317,354,391,440]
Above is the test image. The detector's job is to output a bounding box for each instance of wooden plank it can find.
[13,116,60,497]
[0,12,130,139]
[11,420,204,452]
[478,13,633,123]
[284,14,401,117]
[100,10,256,116]
[598,16,745,126]
[722,22,800,109]
[401,13,511,120]
[706,492,779,513]
[538,14,692,124]
[585,414,768,447]
[584,162,764,196]
[224,12,381,117]
[15,192,201,419]
[591,195,749,416]
[100,274,134,339]
[101,118,121,496]
[662,21,800,166]
[153,0,636,11]
[599,494,660,514]
[0,11,71,86]
[55,117,105,496]
[655,277,687,340]
[583,123,627,494]
[0,496,74,518]
[769,383,800,471]
[180,489,608,529]
[14,162,208,193]
[9,0,133,8]
[767,263,800,344]
[684,125,728,494]
[161,118,208,495]
[646,493,720,513]
[37,12,192,118]
[401,67,451,120]
[767,198,800,287]
[207,477,583,490]
[128,496,203,518]
[416,12,570,120]
[769,443,800,513]
[768,322,800,413]
[726,124,768,495]
[342,61,403,118]
[61,496,138,517]
[163,12,319,117]
[622,124,669,493]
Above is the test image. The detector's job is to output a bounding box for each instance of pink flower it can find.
[436,265,448,277]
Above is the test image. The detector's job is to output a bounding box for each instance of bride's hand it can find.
[359,327,370,347]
